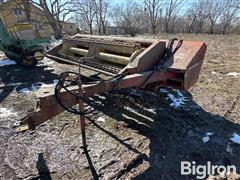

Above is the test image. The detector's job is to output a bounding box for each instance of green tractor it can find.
[0,19,51,68]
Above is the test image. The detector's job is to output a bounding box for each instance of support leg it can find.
[78,60,87,148]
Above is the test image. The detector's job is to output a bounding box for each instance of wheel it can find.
[19,56,37,68]
[19,51,44,68]
[5,52,22,65]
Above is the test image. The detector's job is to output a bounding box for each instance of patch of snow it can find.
[13,121,21,127]
[51,39,62,47]
[226,72,240,77]
[0,59,16,66]
[160,88,169,93]
[230,133,240,144]
[45,67,54,71]
[18,80,59,94]
[144,107,157,114]
[202,136,210,143]
[176,90,184,97]
[167,91,187,108]
[160,88,188,108]
[39,57,54,65]
[0,108,17,118]
[97,117,105,123]
[206,132,214,136]
[226,142,233,153]
[202,132,214,143]
[18,88,31,93]
[6,83,21,87]
[40,80,59,88]
[53,79,59,84]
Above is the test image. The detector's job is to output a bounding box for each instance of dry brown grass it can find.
[0,34,240,179]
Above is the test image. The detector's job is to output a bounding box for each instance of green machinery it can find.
[0,19,51,67]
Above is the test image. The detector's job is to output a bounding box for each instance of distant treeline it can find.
[74,0,240,36]
[1,0,239,37]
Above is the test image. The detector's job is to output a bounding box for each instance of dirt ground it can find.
[0,34,240,180]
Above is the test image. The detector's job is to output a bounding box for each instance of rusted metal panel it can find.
[163,41,207,72]
[183,42,207,90]
[131,41,166,73]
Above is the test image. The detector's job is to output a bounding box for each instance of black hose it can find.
[55,72,124,115]
[141,38,183,87]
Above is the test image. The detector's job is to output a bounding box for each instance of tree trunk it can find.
[102,20,106,34]
[48,15,62,39]
[210,21,215,34]
[165,22,169,33]
[151,24,156,34]
[89,24,93,35]
[39,0,62,39]
[222,25,227,35]
[188,16,196,33]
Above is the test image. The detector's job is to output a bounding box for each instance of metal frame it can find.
[18,35,207,142]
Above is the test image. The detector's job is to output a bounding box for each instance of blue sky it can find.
[109,0,192,12]
[66,0,193,23]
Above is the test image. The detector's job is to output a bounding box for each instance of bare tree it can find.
[111,1,144,36]
[32,0,76,39]
[205,0,228,34]
[220,0,240,34]
[144,0,162,34]
[185,0,208,33]
[111,5,121,29]
[75,0,96,35]
[163,0,184,33]
[94,0,109,34]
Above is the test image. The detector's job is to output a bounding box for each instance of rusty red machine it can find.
[18,34,207,147]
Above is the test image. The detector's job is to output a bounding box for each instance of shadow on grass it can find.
[82,146,100,180]
[87,89,240,179]
[33,153,52,180]
[0,63,58,102]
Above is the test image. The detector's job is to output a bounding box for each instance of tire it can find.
[5,52,22,65]
[5,49,43,68]
[19,49,45,68]
[19,54,38,68]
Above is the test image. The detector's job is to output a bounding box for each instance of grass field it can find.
[0,34,240,179]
